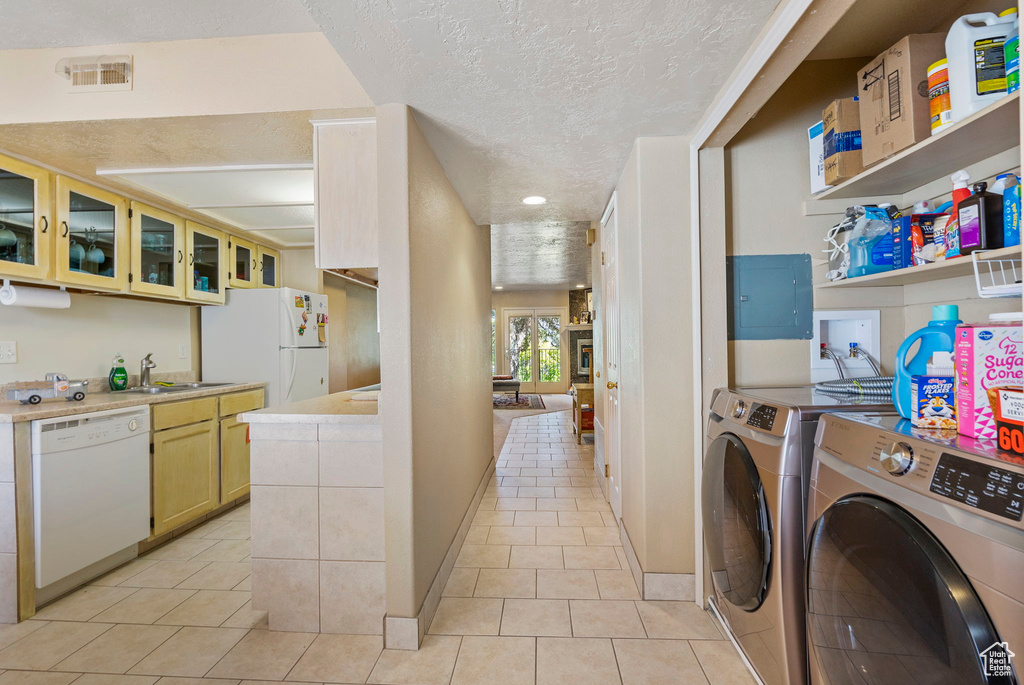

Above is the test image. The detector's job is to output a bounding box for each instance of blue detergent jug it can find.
[892,305,962,418]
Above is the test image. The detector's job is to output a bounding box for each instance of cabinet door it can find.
[55,176,129,291]
[257,245,279,288]
[220,416,251,503]
[228,236,257,289]
[185,221,226,304]
[130,202,185,299]
[313,119,378,269]
[0,153,52,282]
[152,420,219,536]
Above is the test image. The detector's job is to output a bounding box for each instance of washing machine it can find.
[703,387,895,685]
[809,413,1023,684]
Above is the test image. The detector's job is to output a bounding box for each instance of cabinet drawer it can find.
[219,389,264,417]
[152,397,218,431]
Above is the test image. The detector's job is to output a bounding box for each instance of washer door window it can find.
[702,432,771,611]
[807,496,1012,685]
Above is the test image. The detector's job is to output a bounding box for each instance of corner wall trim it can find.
[384,456,496,650]
[619,520,696,602]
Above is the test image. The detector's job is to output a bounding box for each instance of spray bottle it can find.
[943,170,973,258]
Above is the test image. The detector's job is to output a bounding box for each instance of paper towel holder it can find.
[0,279,71,309]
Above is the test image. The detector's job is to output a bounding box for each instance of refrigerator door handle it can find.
[283,347,298,402]
[280,297,295,349]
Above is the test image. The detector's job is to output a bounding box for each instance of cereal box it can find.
[912,374,957,429]
[955,323,1024,440]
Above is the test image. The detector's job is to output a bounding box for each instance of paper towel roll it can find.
[0,283,71,309]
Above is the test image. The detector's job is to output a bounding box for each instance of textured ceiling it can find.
[304,0,780,223]
[491,222,591,290]
[0,0,319,49]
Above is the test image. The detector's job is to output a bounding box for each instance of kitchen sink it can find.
[124,382,235,394]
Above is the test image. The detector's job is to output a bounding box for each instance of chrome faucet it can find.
[140,353,156,387]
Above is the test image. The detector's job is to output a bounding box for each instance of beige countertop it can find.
[241,390,380,424]
[0,382,267,423]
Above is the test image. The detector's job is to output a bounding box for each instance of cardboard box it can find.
[822,98,864,185]
[807,121,828,194]
[858,34,945,166]
[955,322,1023,440]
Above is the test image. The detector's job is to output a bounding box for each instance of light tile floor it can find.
[0,410,754,684]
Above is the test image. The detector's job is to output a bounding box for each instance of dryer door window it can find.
[702,433,772,611]
[807,496,1008,685]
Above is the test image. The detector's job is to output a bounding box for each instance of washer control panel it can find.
[930,453,1024,522]
[745,403,778,432]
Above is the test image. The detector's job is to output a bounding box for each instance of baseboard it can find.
[619,522,696,602]
[384,456,496,650]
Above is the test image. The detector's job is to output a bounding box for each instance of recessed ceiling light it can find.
[575,284,586,288]
[494,286,504,290]
[522,196,547,205]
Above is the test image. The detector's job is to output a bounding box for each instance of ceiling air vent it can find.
[55,55,133,93]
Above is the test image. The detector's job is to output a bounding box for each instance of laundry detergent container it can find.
[892,305,962,418]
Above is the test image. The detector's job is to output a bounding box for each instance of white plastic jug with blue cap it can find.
[892,305,962,418]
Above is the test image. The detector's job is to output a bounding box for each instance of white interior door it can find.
[504,308,567,395]
[602,197,622,520]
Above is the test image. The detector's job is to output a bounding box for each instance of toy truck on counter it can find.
[5,374,89,405]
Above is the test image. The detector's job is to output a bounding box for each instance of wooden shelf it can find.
[813,93,1019,201]
[816,246,1021,288]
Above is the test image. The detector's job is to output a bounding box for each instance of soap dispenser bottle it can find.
[109,354,128,391]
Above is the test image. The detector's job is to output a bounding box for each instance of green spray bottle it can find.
[109,354,128,391]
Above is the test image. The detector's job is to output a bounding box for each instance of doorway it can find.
[504,308,567,394]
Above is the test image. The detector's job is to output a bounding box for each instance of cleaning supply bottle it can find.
[109,354,128,391]
[943,170,973,258]
[847,206,894,278]
[1004,172,1021,246]
[893,305,962,419]
[957,181,1005,253]
[946,10,1017,123]
[1006,12,1020,93]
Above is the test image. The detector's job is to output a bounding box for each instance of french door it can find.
[505,308,566,394]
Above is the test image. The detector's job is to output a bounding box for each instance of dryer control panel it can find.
[745,403,778,432]
[930,454,1024,522]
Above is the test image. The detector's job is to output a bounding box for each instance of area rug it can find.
[493,394,546,409]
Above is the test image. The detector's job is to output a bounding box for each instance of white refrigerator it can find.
[201,287,329,407]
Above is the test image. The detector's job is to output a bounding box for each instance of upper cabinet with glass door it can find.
[130,202,185,299]
[185,222,226,304]
[228,236,256,289]
[257,245,279,288]
[0,153,52,282]
[55,176,128,291]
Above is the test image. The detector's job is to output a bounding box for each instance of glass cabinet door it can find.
[185,221,226,304]
[55,176,128,290]
[257,245,279,288]
[229,237,256,288]
[130,202,184,299]
[0,154,51,281]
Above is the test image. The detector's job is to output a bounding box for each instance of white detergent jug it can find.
[946,10,1018,123]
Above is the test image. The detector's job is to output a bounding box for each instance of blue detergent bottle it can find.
[892,305,962,418]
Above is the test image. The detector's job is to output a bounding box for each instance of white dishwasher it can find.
[32,405,151,597]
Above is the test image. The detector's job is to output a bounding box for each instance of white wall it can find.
[280,249,323,294]
[377,104,492,622]
[0,32,371,125]
[610,136,695,576]
[0,294,195,385]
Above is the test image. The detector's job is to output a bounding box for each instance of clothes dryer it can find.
[809,413,1023,684]
[703,387,894,685]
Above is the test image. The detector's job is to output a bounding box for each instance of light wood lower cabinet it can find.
[220,416,251,503]
[151,420,219,536]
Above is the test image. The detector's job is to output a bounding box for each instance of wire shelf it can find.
[973,250,1022,298]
